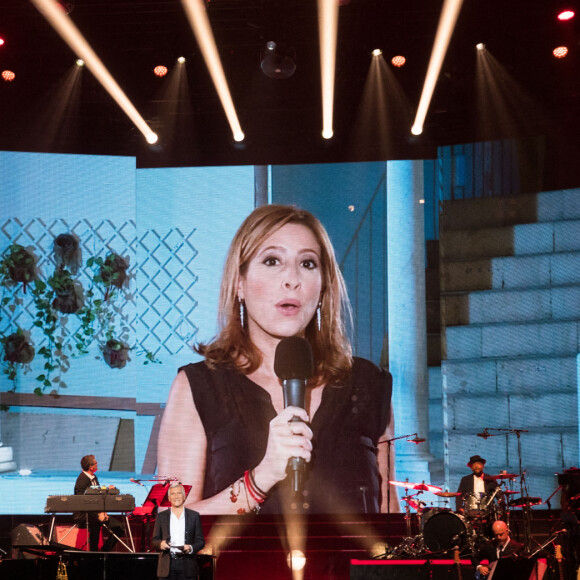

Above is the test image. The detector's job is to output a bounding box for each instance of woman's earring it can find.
[239,298,245,329]
[316,302,322,332]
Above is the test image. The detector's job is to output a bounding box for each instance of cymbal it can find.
[389,480,443,493]
[488,473,519,480]
[402,498,425,510]
[434,491,461,497]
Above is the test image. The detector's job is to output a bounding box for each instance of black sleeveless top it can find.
[180,357,392,514]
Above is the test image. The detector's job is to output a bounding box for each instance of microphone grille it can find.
[274,336,314,380]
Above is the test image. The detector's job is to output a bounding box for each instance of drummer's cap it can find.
[467,454,486,467]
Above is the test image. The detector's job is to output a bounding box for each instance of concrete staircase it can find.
[439,189,580,507]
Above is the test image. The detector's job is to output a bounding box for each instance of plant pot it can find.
[102,339,130,369]
[2,332,35,364]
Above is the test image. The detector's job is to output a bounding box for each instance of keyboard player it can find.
[73,454,124,551]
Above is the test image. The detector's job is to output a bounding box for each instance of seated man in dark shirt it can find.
[73,454,124,551]
[474,520,524,577]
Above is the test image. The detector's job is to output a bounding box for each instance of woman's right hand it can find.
[253,406,313,492]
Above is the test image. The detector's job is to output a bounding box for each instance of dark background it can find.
[1,0,580,189]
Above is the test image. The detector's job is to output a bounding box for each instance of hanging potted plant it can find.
[48,268,84,314]
[0,244,37,292]
[2,329,35,365]
[53,233,82,275]
[1,328,35,392]
[97,253,129,300]
[102,338,130,369]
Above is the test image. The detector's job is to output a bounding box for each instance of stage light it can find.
[154,65,168,77]
[287,550,306,571]
[0,38,5,46]
[391,55,406,67]
[260,41,296,79]
[177,56,186,64]
[31,0,158,148]
[319,0,339,141]
[370,541,389,558]
[233,130,245,142]
[2,70,15,82]
[146,132,159,144]
[348,205,355,212]
[76,58,84,66]
[372,48,382,56]
[553,46,569,58]
[476,43,485,51]
[181,0,245,143]
[557,9,575,21]
[18,469,32,476]
[411,0,464,137]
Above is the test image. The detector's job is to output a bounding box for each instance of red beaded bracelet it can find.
[244,470,265,504]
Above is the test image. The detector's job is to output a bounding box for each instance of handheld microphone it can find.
[274,336,314,494]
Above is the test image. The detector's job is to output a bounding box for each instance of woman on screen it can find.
[157,204,394,514]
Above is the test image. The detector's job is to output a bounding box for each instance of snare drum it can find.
[422,510,470,552]
[464,492,489,518]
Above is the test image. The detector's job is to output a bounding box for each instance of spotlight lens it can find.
[391,55,406,67]
[177,56,186,64]
[76,58,85,67]
[322,128,333,139]
[476,43,485,51]
[2,70,15,82]
[266,41,276,51]
[0,38,5,47]
[372,49,382,57]
[286,550,306,571]
[558,10,575,21]
[411,124,423,136]
[233,131,245,142]
[553,46,569,58]
[154,65,168,77]
[146,133,159,144]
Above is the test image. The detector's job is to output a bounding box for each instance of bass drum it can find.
[422,511,470,552]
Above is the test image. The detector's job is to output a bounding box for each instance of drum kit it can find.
[387,472,535,557]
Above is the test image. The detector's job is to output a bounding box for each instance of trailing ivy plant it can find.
[0,244,37,292]
[1,328,35,392]
[0,243,161,405]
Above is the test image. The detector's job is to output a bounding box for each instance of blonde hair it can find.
[198,204,353,385]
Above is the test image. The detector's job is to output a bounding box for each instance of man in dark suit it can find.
[474,520,524,577]
[73,454,124,551]
[152,483,205,580]
[456,454,501,515]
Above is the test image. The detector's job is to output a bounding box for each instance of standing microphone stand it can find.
[380,432,424,514]
[477,427,532,549]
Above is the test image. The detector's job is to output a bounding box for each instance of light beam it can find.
[30,0,158,145]
[181,0,244,142]
[318,0,339,140]
[411,0,464,136]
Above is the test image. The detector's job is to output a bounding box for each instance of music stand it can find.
[489,557,536,580]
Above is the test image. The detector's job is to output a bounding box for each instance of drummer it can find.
[456,454,501,514]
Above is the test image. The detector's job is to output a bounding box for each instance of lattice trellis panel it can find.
[0,218,198,359]
[136,227,199,355]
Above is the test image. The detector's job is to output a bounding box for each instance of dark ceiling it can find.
[1,1,580,187]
